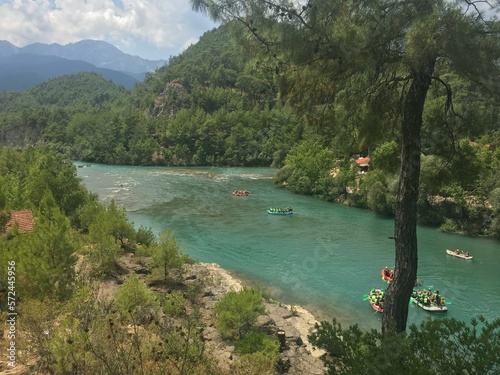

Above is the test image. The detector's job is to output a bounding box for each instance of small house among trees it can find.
[355,156,370,173]
[4,209,35,233]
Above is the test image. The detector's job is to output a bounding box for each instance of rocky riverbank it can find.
[184,262,326,374]
[100,254,326,374]
[119,258,325,375]
[0,255,326,375]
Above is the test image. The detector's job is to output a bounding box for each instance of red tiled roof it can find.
[5,209,35,233]
[355,156,370,167]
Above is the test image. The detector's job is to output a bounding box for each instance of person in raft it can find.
[382,266,394,280]
[370,289,384,306]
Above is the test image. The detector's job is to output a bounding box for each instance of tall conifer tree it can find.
[191,0,500,332]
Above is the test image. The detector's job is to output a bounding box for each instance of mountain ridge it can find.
[0,39,166,73]
[0,53,138,91]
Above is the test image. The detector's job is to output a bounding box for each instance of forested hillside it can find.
[0,20,499,237]
[0,71,127,112]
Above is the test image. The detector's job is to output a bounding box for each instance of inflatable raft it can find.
[367,289,384,313]
[266,207,293,215]
[446,249,473,260]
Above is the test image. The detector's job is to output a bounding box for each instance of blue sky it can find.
[0,0,218,60]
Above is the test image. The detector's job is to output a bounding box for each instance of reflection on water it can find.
[77,163,500,331]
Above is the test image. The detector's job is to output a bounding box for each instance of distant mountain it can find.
[0,40,18,57]
[0,39,166,91]
[25,40,166,73]
[0,39,166,74]
[0,53,139,91]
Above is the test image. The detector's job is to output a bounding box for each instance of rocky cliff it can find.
[0,124,41,148]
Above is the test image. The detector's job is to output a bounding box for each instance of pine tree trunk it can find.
[382,67,434,334]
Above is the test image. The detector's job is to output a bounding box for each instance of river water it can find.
[76,164,500,330]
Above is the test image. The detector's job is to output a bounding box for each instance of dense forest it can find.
[0,15,499,242]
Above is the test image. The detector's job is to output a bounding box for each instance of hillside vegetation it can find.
[0,21,499,237]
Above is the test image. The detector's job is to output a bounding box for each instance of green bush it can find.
[287,169,313,194]
[135,243,153,257]
[371,140,400,174]
[274,164,293,185]
[235,331,279,359]
[88,214,121,276]
[366,180,391,215]
[115,275,159,324]
[230,352,277,375]
[215,288,266,339]
[309,317,500,374]
[136,225,157,247]
[151,229,186,281]
[439,218,459,233]
[160,289,187,317]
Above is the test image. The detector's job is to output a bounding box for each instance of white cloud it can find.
[0,0,218,60]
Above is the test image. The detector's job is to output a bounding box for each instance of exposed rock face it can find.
[422,195,494,235]
[0,124,42,148]
[148,80,190,118]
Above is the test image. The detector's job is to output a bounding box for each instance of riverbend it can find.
[77,164,500,330]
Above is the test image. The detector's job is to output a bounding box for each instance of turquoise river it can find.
[77,164,500,330]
